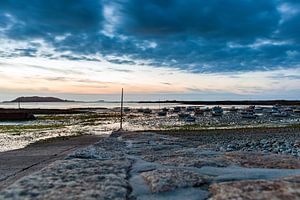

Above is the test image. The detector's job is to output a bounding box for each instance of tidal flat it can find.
[1,106,300,152]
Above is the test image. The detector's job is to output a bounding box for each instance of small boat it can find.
[229,106,238,112]
[212,106,223,116]
[263,107,278,114]
[248,105,255,110]
[240,109,254,115]
[293,109,300,113]
[158,111,167,116]
[137,108,144,113]
[284,107,293,112]
[272,105,281,111]
[272,112,288,117]
[186,106,195,112]
[178,113,190,119]
[212,111,223,116]
[203,107,211,112]
[241,113,257,119]
[143,108,152,114]
[123,107,130,112]
[0,112,35,121]
[162,107,169,112]
[185,116,196,122]
[173,107,181,113]
[254,107,263,112]
[194,109,204,115]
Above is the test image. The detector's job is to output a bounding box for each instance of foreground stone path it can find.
[0,135,103,191]
[0,132,299,199]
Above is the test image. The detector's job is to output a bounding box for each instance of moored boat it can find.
[185,116,196,122]
[212,106,223,116]
[173,107,181,113]
[158,110,167,116]
[229,106,238,112]
[143,108,152,114]
[178,113,190,119]
[194,109,204,115]
[272,112,288,117]
[241,112,256,119]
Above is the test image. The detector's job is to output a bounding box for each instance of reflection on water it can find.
[0,102,180,109]
[0,101,260,109]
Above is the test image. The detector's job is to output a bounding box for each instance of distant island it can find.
[9,96,74,103]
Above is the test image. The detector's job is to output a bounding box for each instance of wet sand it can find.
[0,135,104,190]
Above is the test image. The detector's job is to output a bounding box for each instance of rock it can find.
[225,152,300,169]
[0,158,131,199]
[67,145,125,160]
[209,175,300,200]
[140,169,208,193]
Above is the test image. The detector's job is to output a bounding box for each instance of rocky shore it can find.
[0,129,299,199]
[158,128,300,157]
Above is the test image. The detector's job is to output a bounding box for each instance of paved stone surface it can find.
[0,131,299,199]
[141,169,208,193]
[209,175,300,200]
[0,135,103,190]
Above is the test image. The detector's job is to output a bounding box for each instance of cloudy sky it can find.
[0,0,300,101]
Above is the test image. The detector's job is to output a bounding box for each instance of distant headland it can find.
[8,96,75,103]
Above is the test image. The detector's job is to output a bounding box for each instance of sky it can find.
[0,0,300,101]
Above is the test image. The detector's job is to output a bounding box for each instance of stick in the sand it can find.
[120,88,124,130]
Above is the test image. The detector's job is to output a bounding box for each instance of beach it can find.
[2,0,300,199]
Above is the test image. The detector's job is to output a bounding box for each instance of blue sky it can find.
[0,0,300,101]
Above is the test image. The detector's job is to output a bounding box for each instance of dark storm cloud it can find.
[0,0,103,39]
[278,0,300,42]
[0,0,299,73]
[120,0,279,41]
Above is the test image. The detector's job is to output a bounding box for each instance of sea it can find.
[0,101,181,109]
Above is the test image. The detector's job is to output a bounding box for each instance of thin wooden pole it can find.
[120,88,124,130]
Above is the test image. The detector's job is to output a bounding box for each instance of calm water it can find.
[0,101,181,109]
[0,101,263,110]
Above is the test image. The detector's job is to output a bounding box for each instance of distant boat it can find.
[248,105,255,110]
[185,116,196,122]
[241,106,255,115]
[254,106,263,113]
[212,106,223,116]
[284,107,293,112]
[143,108,152,114]
[212,111,222,117]
[158,110,167,116]
[272,112,288,117]
[178,113,190,119]
[293,109,300,113]
[0,111,35,121]
[229,106,238,112]
[194,109,204,115]
[123,107,130,112]
[173,107,181,113]
[162,107,169,112]
[241,112,257,119]
[186,106,195,112]
[203,107,211,112]
[137,108,144,113]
